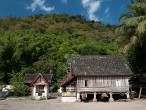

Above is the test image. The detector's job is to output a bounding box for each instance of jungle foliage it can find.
[0,14,118,85]
[116,0,146,75]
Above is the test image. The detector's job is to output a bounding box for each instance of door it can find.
[36,85,44,96]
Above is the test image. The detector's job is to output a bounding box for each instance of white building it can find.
[24,73,52,100]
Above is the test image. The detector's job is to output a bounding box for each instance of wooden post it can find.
[93,92,97,102]
[109,92,114,102]
[126,92,130,101]
[130,88,133,99]
[76,92,81,102]
[138,87,142,99]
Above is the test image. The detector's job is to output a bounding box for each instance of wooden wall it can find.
[77,76,130,93]
[63,81,76,92]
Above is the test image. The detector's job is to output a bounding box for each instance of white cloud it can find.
[81,0,101,21]
[27,0,54,12]
[105,8,109,15]
[101,7,111,23]
[104,7,110,18]
[62,0,67,4]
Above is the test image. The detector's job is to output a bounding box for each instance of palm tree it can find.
[116,0,146,52]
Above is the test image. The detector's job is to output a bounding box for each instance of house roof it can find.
[24,73,52,84]
[59,72,75,87]
[71,55,132,76]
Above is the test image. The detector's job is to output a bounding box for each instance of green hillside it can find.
[0,14,122,95]
[0,14,119,85]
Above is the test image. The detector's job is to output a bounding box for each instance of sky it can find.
[0,0,130,25]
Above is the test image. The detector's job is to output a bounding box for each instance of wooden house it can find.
[24,73,52,100]
[60,56,132,102]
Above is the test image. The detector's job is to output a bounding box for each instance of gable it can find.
[71,55,132,76]
[34,75,47,84]
[24,73,52,84]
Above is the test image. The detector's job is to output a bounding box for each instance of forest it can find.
[0,0,146,95]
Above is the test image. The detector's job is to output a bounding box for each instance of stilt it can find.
[138,87,142,99]
[109,92,114,102]
[76,92,81,102]
[126,92,130,101]
[93,92,97,102]
[130,88,133,99]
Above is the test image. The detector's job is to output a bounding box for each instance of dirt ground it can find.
[0,97,146,110]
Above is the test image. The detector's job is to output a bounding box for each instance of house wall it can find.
[44,85,47,97]
[65,84,76,92]
[32,85,36,96]
[61,92,76,102]
[77,76,130,93]
[61,81,76,102]
[63,81,76,92]
[62,97,76,102]
[44,85,49,98]
[32,85,49,99]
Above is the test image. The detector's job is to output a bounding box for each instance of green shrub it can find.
[10,72,28,96]
[52,83,59,92]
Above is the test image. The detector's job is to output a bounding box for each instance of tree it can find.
[116,0,146,52]
[0,72,5,84]
[10,72,28,96]
[116,0,146,73]
[0,14,118,85]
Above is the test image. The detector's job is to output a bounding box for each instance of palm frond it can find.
[131,3,146,8]
[137,19,146,35]
[124,17,139,26]
[130,35,139,44]
[124,43,134,53]
[115,25,129,34]
[122,15,146,26]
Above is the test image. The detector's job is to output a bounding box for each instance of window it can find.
[116,80,122,87]
[85,80,88,87]
[39,85,44,92]
[65,83,76,92]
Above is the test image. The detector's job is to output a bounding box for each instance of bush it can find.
[29,96,35,100]
[52,83,59,92]
[10,72,28,96]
